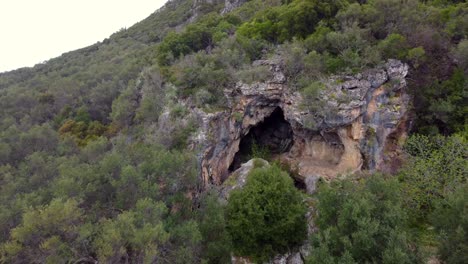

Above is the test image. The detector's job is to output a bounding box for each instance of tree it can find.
[226,164,307,262]
[400,133,467,219]
[454,39,468,73]
[431,183,468,264]
[307,176,420,264]
[0,199,84,263]
[94,198,169,263]
[198,192,232,264]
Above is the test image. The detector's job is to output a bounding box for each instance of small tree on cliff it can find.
[226,164,307,262]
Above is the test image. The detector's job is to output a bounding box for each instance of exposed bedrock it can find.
[197,59,410,187]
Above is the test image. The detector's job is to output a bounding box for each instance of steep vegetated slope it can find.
[0,0,466,263]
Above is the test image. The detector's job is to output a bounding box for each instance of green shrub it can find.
[250,140,271,160]
[198,192,232,264]
[454,39,468,73]
[300,81,325,110]
[400,133,467,220]
[170,50,234,107]
[407,47,426,69]
[237,0,346,43]
[226,165,307,262]
[308,176,420,264]
[157,13,241,65]
[377,33,409,60]
[430,183,468,264]
[236,65,272,84]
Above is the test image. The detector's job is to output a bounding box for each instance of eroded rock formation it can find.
[197,59,410,188]
[221,0,248,14]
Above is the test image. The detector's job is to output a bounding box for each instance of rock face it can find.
[198,59,410,187]
[189,0,225,22]
[221,0,248,14]
[219,158,270,201]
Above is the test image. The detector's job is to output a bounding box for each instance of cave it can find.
[229,107,293,172]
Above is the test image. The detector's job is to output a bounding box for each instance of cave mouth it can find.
[229,107,293,172]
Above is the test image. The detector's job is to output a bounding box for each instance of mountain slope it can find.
[0,0,466,263]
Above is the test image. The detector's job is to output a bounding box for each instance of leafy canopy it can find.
[308,176,420,264]
[431,183,468,264]
[226,164,307,262]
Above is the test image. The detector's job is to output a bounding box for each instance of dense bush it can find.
[414,68,466,134]
[0,0,466,262]
[308,176,420,264]
[226,165,307,262]
[198,192,232,264]
[400,133,467,219]
[0,137,200,263]
[156,13,242,65]
[431,183,468,264]
[237,0,346,43]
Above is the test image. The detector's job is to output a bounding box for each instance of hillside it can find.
[0,0,466,263]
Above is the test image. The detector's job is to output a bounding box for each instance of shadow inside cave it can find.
[228,107,294,172]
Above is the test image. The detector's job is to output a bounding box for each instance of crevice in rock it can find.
[228,107,293,172]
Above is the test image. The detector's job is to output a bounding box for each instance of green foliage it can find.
[0,0,467,262]
[0,134,200,262]
[302,0,467,132]
[170,50,234,105]
[58,119,108,146]
[417,68,467,134]
[226,165,307,262]
[94,198,169,263]
[400,133,467,219]
[453,39,468,73]
[238,0,346,43]
[156,13,241,65]
[250,140,271,160]
[377,33,409,60]
[134,67,166,123]
[198,192,232,264]
[300,81,325,110]
[407,47,426,69]
[110,79,141,128]
[0,198,83,263]
[430,183,468,264]
[308,176,420,264]
[236,65,272,84]
[298,81,327,130]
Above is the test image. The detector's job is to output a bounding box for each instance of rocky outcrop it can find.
[219,158,270,201]
[189,0,225,23]
[197,59,410,188]
[221,0,248,14]
[190,0,247,22]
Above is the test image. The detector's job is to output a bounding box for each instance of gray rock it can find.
[198,59,410,187]
[304,175,319,194]
[287,252,304,264]
[220,158,269,200]
[222,0,248,14]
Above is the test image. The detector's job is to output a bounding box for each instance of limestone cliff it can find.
[196,59,410,189]
[221,0,248,14]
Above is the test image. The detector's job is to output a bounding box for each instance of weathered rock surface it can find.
[222,0,248,14]
[219,158,270,200]
[198,59,410,187]
[189,0,225,22]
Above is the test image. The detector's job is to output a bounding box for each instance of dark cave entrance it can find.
[228,107,294,172]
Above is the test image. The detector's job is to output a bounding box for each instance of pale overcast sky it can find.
[0,0,168,73]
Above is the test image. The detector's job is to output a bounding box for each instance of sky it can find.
[0,0,168,73]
